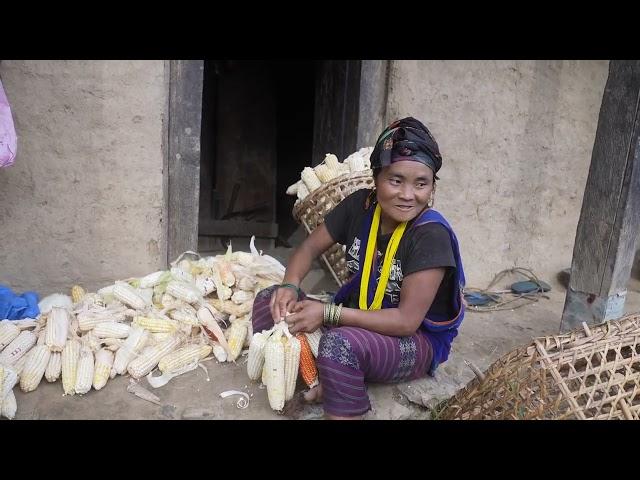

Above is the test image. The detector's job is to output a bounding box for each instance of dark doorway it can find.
[198,60,360,251]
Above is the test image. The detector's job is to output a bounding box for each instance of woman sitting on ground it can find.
[251,116,466,420]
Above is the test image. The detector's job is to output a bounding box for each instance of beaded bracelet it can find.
[277,283,302,300]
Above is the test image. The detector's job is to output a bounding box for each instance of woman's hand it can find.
[284,300,324,334]
[270,286,299,323]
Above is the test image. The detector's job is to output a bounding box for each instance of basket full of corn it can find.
[288,148,374,287]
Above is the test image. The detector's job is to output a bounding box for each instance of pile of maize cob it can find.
[286,147,373,204]
[0,235,286,419]
[246,321,323,411]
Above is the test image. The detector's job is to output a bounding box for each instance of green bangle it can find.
[278,283,301,300]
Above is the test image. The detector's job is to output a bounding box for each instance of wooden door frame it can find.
[164,60,389,264]
[164,60,204,265]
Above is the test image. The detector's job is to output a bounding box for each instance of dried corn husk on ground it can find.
[5,237,290,418]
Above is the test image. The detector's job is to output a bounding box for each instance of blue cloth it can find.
[0,285,40,320]
[334,207,466,375]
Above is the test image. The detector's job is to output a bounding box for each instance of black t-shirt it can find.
[324,189,457,317]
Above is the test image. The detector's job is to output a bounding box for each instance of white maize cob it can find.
[13,354,28,375]
[160,293,179,308]
[166,281,202,305]
[113,282,148,310]
[150,332,174,343]
[195,275,216,296]
[169,307,199,326]
[127,335,181,379]
[314,163,338,183]
[264,329,286,411]
[45,351,62,382]
[231,289,254,305]
[247,331,269,381]
[158,344,211,373]
[71,285,86,304]
[74,345,95,395]
[284,335,301,401]
[170,267,194,283]
[237,276,257,291]
[285,180,300,196]
[45,307,70,352]
[301,166,322,191]
[92,322,131,339]
[139,270,168,288]
[77,310,124,332]
[78,292,105,309]
[138,287,154,306]
[208,299,252,317]
[345,153,366,172]
[61,339,81,395]
[92,348,114,390]
[216,260,235,287]
[244,320,253,348]
[19,345,51,392]
[232,251,255,267]
[113,325,150,375]
[0,320,21,351]
[297,182,310,201]
[226,320,248,362]
[1,365,19,403]
[304,330,323,358]
[1,389,17,419]
[210,266,232,301]
[133,315,179,333]
[101,337,124,351]
[324,153,342,172]
[211,343,227,362]
[0,330,37,366]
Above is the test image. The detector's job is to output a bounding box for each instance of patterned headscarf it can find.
[370,117,442,179]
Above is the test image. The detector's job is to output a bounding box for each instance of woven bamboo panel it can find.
[440,313,640,420]
[292,170,374,287]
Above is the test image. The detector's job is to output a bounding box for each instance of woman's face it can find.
[375,160,435,225]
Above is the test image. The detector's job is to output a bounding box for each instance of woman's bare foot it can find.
[303,385,323,404]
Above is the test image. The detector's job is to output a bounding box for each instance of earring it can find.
[427,194,435,208]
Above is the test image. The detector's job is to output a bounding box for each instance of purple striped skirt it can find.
[251,285,434,417]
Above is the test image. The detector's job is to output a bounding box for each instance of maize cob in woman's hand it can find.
[264,328,286,411]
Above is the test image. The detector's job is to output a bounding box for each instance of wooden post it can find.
[356,60,389,148]
[167,60,204,264]
[560,60,640,332]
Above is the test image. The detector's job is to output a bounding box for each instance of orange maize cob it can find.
[296,333,319,388]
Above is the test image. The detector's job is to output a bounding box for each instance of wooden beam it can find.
[167,60,204,264]
[356,60,389,148]
[561,60,640,332]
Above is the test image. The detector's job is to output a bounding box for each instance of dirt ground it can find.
[8,247,640,420]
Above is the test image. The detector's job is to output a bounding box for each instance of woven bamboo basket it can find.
[292,170,374,287]
[439,313,640,420]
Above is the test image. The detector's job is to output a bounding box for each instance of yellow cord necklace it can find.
[359,204,407,310]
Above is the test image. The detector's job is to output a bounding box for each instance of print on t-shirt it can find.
[346,235,404,305]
